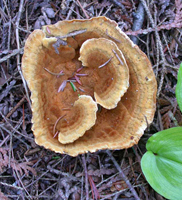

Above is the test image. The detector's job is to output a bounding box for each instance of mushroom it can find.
[57,95,98,144]
[22,16,157,156]
[79,38,129,109]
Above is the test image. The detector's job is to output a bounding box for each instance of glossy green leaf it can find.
[141,127,182,200]
[176,63,182,112]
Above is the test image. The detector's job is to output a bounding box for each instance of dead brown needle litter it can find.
[53,131,59,138]
[44,67,64,76]
[98,57,113,68]
[53,114,67,137]
[58,29,87,39]
[112,49,124,65]
[106,150,140,200]
[106,29,121,43]
[52,39,67,54]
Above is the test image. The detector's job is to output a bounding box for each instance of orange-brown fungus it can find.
[22,16,157,156]
[58,95,98,144]
[79,38,129,109]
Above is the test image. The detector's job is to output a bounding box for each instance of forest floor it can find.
[0,0,182,199]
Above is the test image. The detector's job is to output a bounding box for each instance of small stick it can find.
[144,115,150,131]
[48,29,87,39]
[57,70,64,78]
[0,182,24,191]
[106,150,140,200]
[106,29,121,43]
[103,4,113,16]
[76,0,89,19]
[66,2,75,20]
[98,57,113,68]
[130,3,145,44]
[22,104,25,131]
[53,131,59,138]
[112,49,124,65]
[82,154,89,200]
[0,135,9,147]
[44,68,64,76]
[76,73,88,76]
[52,38,67,54]
[88,175,100,200]
[59,29,87,39]
[15,0,31,108]
[109,0,127,13]
[53,114,67,136]
[1,96,26,123]
[140,0,166,97]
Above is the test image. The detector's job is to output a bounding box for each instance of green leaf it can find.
[176,63,182,112]
[141,127,182,200]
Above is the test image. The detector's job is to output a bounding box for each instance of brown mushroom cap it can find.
[79,38,129,109]
[58,95,98,144]
[22,16,157,156]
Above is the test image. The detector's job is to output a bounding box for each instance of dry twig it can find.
[82,154,89,200]
[130,2,145,44]
[15,0,31,107]
[76,0,89,19]
[0,48,24,64]
[139,0,166,97]
[106,150,140,200]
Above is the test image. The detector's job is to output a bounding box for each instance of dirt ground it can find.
[0,0,182,199]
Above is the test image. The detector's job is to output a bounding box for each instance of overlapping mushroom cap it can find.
[79,38,129,109]
[58,95,98,144]
[22,16,157,156]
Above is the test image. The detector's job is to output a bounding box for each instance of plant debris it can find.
[98,56,113,68]
[0,0,182,199]
[70,81,77,92]
[44,67,64,76]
